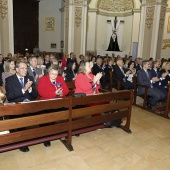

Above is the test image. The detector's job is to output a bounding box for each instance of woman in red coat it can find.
[75,61,102,95]
[37,65,69,100]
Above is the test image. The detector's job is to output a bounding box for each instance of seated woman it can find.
[65,61,77,82]
[75,61,102,95]
[127,61,136,83]
[2,59,16,86]
[75,61,120,127]
[37,65,69,100]
[160,61,170,86]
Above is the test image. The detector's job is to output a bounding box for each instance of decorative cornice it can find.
[133,9,141,13]
[146,0,156,3]
[88,8,98,13]
[146,0,167,3]
[88,8,134,17]
[142,0,168,6]
[74,0,83,5]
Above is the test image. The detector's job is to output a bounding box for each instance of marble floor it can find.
[1,106,170,170]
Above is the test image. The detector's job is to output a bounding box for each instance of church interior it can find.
[1,0,170,169]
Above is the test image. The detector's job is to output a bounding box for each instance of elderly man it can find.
[114,59,134,90]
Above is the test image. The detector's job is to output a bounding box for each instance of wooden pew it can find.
[0,98,73,153]
[133,76,170,119]
[0,90,133,153]
[133,76,148,109]
[66,82,75,96]
[164,85,170,118]
[100,71,121,92]
[109,71,121,91]
[70,90,133,136]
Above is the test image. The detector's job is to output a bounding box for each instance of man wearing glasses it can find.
[5,61,38,103]
[5,61,38,153]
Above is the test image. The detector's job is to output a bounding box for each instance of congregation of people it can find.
[0,51,170,152]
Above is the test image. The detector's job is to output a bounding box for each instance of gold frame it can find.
[44,17,55,31]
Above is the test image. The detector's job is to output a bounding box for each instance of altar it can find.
[97,50,129,58]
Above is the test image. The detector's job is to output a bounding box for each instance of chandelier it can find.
[0,0,8,19]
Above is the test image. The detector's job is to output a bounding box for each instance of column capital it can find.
[141,0,168,6]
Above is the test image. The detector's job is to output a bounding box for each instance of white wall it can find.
[122,15,133,53]
[86,12,98,51]
[39,0,61,52]
[88,14,133,54]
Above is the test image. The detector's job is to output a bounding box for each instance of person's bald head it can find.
[117,59,124,68]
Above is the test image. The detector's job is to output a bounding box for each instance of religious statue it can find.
[107,16,120,51]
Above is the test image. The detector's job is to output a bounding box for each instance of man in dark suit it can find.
[43,54,51,69]
[0,54,4,72]
[137,60,166,109]
[114,59,134,90]
[28,56,43,84]
[5,61,38,152]
[0,70,2,86]
[136,58,143,72]
[92,57,106,89]
[66,52,77,66]
[150,61,168,99]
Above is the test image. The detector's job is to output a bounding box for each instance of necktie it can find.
[32,69,36,77]
[19,78,24,88]
[155,70,158,77]
[146,71,150,79]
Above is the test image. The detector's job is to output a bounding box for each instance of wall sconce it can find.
[0,0,8,19]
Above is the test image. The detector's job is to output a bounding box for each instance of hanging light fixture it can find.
[0,0,8,19]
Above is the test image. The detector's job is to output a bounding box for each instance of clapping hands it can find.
[23,79,33,92]
[94,72,102,84]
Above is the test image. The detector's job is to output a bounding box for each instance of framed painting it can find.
[44,17,55,31]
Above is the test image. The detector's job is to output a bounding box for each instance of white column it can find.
[137,2,146,58]
[80,0,87,55]
[7,0,14,54]
[137,0,168,59]
[68,0,74,54]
